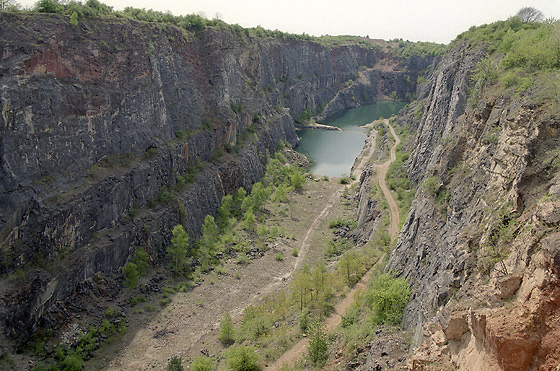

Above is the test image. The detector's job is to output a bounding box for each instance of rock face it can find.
[0,13,431,342]
[374,40,560,369]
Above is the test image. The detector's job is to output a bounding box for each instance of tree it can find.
[70,11,78,25]
[166,356,184,371]
[218,194,234,230]
[167,225,191,277]
[308,322,328,366]
[365,273,410,325]
[0,0,17,10]
[197,215,220,269]
[219,312,235,346]
[516,7,544,23]
[35,0,63,13]
[123,262,139,290]
[226,346,260,371]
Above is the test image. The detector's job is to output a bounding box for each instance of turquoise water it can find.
[295,101,407,177]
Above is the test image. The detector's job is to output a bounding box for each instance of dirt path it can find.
[267,121,401,370]
[373,121,401,241]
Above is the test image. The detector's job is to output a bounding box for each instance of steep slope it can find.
[0,12,434,344]
[379,20,560,370]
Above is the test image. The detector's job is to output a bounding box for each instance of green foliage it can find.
[226,345,260,371]
[422,176,440,198]
[275,252,284,261]
[143,146,158,159]
[35,0,64,13]
[291,248,299,257]
[132,248,149,276]
[197,215,220,268]
[190,356,213,371]
[167,225,191,277]
[365,273,410,326]
[295,108,312,125]
[219,313,236,346]
[69,11,78,25]
[230,103,243,114]
[60,352,84,371]
[240,306,272,341]
[166,355,184,371]
[391,38,446,60]
[471,57,499,86]
[308,322,328,366]
[298,308,311,333]
[290,172,304,190]
[455,17,560,94]
[325,238,350,257]
[328,217,356,229]
[123,262,139,290]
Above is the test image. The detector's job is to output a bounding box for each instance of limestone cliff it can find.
[0,13,432,343]
[380,39,560,370]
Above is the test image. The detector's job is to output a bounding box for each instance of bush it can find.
[240,306,271,341]
[219,313,235,346]
[365,273,410,325]
[298,308,311,333]
[308,322,328,366]
[61,352,84,371]
[190,356,213,371]
[35,0,64,13]
[123,262,139,290]
[166,355,184,371]
[226,346,260,371]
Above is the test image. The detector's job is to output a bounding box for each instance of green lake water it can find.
[295,101,408,177]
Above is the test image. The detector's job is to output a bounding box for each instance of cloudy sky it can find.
[15,0,560,43]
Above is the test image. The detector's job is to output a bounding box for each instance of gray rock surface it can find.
[0,13,430,342]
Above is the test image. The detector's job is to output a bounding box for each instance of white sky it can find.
[15,0,560,43]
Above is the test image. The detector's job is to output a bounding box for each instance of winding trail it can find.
[373,122,401,241]
[267,120,401,370]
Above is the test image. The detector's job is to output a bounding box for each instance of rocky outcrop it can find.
[0,13,431,342]
[370,40,560,369]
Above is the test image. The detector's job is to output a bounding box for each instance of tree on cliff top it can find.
[516,7,544,23]
[0,0,17,10]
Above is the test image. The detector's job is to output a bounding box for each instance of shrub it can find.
[226,346,260,371]
[167,225,191,277]
[35,0,64,13]
[365,273,410,325]
[240,306,271,341]
[61,352,84,371]
[291,248,299,257]
[308,322,328,366]
[166,355,184,371]
[132,249,150,276]
[219,313,235,346]
[123,262,139,290]
[190,356,213,371]
[275,252,284,261]
[298,308,311,333]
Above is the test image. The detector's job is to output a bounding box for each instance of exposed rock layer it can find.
[0,13,431,342]
[367,41,560,370]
